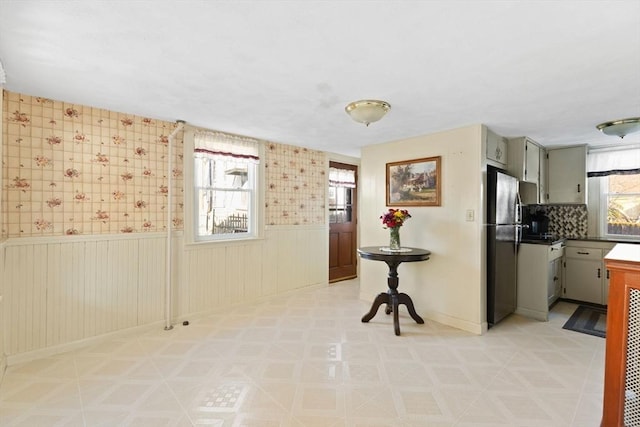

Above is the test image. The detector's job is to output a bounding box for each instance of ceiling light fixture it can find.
[345,100,391,127]
[596,117,640,139]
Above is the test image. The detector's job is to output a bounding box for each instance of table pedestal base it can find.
[361,291,424,336]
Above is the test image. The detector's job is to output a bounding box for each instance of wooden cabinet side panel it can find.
[602,261,640,426]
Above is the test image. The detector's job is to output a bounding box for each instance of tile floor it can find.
[0,279,605,426]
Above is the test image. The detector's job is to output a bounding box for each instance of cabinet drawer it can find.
[566,247,602,261]
[548,244,564,262]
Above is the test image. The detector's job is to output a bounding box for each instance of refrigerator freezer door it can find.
[495,171,518,225]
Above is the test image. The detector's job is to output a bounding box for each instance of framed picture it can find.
[386,156,441,206]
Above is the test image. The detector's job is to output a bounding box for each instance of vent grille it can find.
[626,288,640,426]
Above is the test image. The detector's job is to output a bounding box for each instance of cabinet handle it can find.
[607,270,609,280]
[577,184,581,193]
[577,251,590,255]
[597,268,601,278]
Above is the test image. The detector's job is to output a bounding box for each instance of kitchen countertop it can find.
[604,243,640,263]
[520,236,640,246]
[520,237,566,245]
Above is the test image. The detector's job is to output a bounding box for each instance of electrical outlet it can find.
[465,209,475,222]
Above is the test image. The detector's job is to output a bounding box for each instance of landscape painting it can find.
[386,156,441,206]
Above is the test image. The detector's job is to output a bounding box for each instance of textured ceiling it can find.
[1,0,639,157]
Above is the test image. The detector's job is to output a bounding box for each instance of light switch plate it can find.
[465,209,474,222]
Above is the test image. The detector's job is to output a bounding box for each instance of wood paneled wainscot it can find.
[602,243,640,426]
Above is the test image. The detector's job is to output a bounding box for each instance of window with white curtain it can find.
[193,130,260,241]
[588,146,640,239]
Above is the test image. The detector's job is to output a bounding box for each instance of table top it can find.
[358,246,431,262]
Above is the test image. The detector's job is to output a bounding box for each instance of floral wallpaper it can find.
[2,90,327,237]
[2,91,184,237]
[264,142,326,226]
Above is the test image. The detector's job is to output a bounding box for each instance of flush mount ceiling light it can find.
[596,117,640,139]
[345,100,391,127]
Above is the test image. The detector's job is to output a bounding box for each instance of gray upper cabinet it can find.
[507,137,541,184]
[486,128,508,167]
[547,145,587,204]
[506,136,547,204]
[538,145,548,204]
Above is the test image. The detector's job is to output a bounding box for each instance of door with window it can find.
[329,162,358,283]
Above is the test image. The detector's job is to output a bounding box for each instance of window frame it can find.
[183,127,264,245]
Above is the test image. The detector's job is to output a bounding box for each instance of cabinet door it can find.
[548,258,562,306]
[524,140,540,184]
[547,146,587,203]
[487,129,508,166]
[603,267,611,305]
[547,259,556,306]
[565,249,603,304]
[538,147,547,204]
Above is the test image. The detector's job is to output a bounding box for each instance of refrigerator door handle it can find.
[515,192,523,224]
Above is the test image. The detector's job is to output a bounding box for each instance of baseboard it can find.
[6,320,166,366]
[422,311,483,335]
[515,307,548,322]
[6,281,331,367]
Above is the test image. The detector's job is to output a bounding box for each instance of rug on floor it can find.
[562,304,607,338]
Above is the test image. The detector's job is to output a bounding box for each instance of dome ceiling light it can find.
[345,100,391,127]
[596,117,640,139]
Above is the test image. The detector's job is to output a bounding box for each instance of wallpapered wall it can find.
[2,91,185,237]
[2,90,327,238]
[264,142,326,226]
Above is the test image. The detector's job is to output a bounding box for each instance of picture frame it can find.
[386,156,441,206]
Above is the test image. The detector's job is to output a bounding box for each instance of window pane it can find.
[606,174,640,237]
[196,189,250,236]
[194,155,255,239]
[195,156,250,189]
[328,187,353,223]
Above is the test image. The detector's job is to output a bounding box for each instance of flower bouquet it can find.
[380,208,411,250]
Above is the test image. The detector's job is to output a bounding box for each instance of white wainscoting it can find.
[178,225,328,316]
[1,225,328,362]
[0,239,6,380]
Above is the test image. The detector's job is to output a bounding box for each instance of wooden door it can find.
[329,162,358,283]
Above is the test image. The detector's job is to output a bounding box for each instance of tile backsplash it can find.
[2,90,327,238]
[524,204,588,238]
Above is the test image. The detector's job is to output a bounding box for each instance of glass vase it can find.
[389,227,401,250]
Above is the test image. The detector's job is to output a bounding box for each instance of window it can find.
[600,173,640,238]
[328,166,356,224]
[588,146,640,239]
[193,130,260,241]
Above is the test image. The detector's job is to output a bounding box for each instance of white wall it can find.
[360,124,485,334]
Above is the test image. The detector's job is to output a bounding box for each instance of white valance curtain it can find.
[587,146,640,177]
[329,167,356,188]
[194,130,260,163]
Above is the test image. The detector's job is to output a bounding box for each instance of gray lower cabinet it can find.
[517,242,564,321]
[548,257,563,306]
[564,247,604,304]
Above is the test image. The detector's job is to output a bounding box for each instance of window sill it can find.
[184,235,265,250]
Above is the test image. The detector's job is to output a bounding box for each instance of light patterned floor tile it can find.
[0,280,606,426]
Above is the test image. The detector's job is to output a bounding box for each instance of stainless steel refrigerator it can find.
[487,166,521,327]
